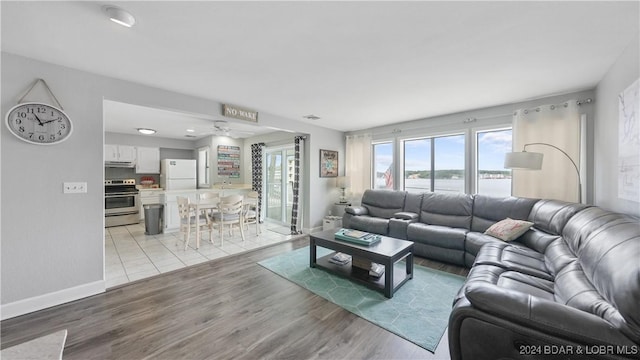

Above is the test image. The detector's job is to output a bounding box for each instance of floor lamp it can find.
[504,142,582,203]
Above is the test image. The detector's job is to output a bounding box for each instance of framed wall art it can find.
[217,145,241,178]
[320,149,338,177]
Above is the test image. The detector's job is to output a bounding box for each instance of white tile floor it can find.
[105,222,301,288]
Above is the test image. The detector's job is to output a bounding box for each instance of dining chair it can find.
[177,196,213,250]
[198,191,220,218]
[243,191,260,236]
[213,194,245,246]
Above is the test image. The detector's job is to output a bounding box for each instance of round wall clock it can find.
[5,102,73,145]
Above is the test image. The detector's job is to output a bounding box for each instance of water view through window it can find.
[403,134,465,193]
[477,129,512,197]
[376,128,512,197]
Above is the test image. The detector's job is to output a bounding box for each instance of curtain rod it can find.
[370,98,593,137]
[517,98,593,115]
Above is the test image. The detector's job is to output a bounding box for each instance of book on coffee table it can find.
[328,252,351,265]
[369,263,385,278]
[334,228,381,246]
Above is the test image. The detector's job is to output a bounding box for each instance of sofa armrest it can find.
[393,211,418,221]
[345,206,368,216]
[464,283,631,345]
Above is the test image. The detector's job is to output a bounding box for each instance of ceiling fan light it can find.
[137,128,156,135]
[104,6,136,28]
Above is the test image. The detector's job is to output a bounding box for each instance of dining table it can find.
[188,197,220,249]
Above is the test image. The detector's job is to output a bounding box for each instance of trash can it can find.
[143,204,163,235]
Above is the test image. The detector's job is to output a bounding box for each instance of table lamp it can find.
[336,176,349,204]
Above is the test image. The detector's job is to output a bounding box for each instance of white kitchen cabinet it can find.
[136,147,160,174]
[105,144,137,162]
[104,144,119,162]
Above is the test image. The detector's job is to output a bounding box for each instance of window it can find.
[373,142,393,189]
[404,138,431,193]
[434,134,465,193]
[197,147,210,188]
[476,128,512,196]
[402,134,465,193]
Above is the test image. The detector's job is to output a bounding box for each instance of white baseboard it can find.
[1,280,105,320]
[307,226,323,234]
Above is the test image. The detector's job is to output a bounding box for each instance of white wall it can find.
[594,34,640,217]
[1,52,344,318]
[208,136,245,185]
[242,129,346,232]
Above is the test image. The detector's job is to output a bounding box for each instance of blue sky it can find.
[374,129,512,172]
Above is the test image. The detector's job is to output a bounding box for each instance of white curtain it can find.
[346,134,372,202]
[512,101,581,202]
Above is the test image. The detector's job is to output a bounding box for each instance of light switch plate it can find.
[64,182,87,194]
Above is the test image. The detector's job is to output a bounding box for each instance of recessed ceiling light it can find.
[186,129,195,133]
[104,6,136,28]
[137,128,156,135]
[303,114,321,120]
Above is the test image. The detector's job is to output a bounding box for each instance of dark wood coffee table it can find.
[310,229,414,298]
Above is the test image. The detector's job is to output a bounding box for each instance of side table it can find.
[332,202,352,217]
[323,216,343,231]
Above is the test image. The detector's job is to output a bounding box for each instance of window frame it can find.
[472,125,513,196]
[400,131,466,193]
[371,140,395,190]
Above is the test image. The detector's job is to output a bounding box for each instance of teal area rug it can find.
[258,246,466,352]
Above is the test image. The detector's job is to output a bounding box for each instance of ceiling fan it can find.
[211,120,255,138]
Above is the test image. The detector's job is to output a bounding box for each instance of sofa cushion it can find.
[407,223,467,250]
[562,206,629,256]
[527,199,589,235]
[419,192,473,229]
[465,232,502,258]
[484,218,534,242]
[408,222,468,266]
[345,206,368,216]
[403,192,423,214]
[471,195,539,232]
[473,242,553,281]
[575,215,640,342]
[347,215,390,235]
[361,189,406,219]
[515,228,561,254]
[541,237,576,275]
[454,264,555,305]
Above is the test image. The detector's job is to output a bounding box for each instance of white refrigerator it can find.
[160,159,197,190]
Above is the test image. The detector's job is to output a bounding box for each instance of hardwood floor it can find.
[1,237,468,360]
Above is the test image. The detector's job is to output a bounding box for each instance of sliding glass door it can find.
[264,147,295,225]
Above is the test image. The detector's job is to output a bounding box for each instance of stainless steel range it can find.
[105,179,140,227]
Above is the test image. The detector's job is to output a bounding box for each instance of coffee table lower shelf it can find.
[315,253,411,295]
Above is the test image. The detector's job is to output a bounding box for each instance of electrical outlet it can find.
[63,182,87,194]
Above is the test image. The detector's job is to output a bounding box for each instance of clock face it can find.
[5,102,73,145]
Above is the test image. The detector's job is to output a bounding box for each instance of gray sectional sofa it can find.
[342,189,640,360]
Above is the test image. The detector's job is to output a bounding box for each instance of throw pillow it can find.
[484,218,534,242]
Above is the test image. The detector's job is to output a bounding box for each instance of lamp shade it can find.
[336,176,348,188]
[504,151,543,170]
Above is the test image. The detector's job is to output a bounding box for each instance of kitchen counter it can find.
[209,183,252,190]
[137,187,164,191]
